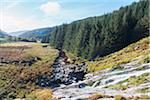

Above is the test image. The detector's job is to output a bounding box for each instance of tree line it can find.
[43,0,149,60]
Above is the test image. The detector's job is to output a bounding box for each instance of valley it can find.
[52,37,150,100]
[0,37,149,100]
[0,0,149,100]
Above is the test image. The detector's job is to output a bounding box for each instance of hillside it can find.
[88,36,150,71]
[10,27,54,42]
[0,0,149,99]
[0,30,9,38]
[49,0,149,59]
[53,37,150,99]
[0,38,149,99]
[9,28,54,42]
[0,30,11,43]
[0,42,58,99]
[9,31,28,37]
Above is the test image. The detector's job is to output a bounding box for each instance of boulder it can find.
[49,51,87,87]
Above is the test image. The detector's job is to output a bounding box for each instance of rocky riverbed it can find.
[35,51,87,88]
[52,59,150,100]
[49,53,87,87]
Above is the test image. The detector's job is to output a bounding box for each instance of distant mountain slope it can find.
[9,31,28,37]
[0,30,9,38]
[18,27,54,41]
[49,0,149,59]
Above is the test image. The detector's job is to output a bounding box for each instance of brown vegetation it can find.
[0,42,58,99]
[0,46,31,61]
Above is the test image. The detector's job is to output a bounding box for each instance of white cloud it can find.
[0,12,50,32]
[40,2,61,15]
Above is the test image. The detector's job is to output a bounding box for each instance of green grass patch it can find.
[87,37,150,72]
[108,73,150,91]
[0,42,58,99]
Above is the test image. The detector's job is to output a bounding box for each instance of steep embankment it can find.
[53,37,150,99]
[49,0,149,59]
[88,37,150,71]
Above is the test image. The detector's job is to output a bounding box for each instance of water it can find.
[53,60,150,99]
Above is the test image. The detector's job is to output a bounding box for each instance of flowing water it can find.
[53,60,150,99]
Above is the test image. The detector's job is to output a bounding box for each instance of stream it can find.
[53,60,150,100]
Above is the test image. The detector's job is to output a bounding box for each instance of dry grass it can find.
[0,46,31,61]
[87,37,150,72]
[27,89,53,100]
[0,42,58,61]
[0,42,58,65]
[0,42,58,99]
[115,95,126,100]
[85,93,113,100]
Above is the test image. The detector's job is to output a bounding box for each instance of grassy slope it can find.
[108,73,150,91]
[0,37,149,99]
[87,37,150,72]
[0,42,58,99]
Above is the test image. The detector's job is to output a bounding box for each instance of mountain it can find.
[9,31,28,37]
[18,27,54,41]
[0,30,9,38]
[49,0,149,59]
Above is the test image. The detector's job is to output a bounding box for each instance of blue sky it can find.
[0,0,139,32]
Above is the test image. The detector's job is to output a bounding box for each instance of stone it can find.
[48,51,87,88]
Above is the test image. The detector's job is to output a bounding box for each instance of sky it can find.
[0,0,139,33]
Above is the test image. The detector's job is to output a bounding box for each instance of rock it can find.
[105,79,114,84]
[47,51,87,87]
[60,61,65,65]
[34,51,87,88]
[79,83,87,88]
[134,46,140,50]
[42,45,49,48]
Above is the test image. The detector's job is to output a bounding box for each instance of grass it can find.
[139,55,150,64]
[0,42,58,66]
[26,89,52,100]
[0,38,7,43]
[108,73,150,91]
[0,37,149,99]
[85,93,113,100]
[0,42,58,99]
[87,37,150,72]
[136,87,150,93]
[26,45,58,66]
[115,95,126,100]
